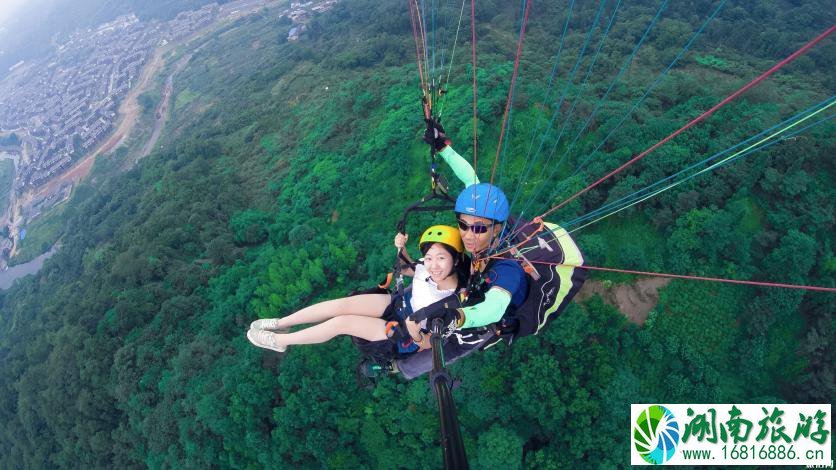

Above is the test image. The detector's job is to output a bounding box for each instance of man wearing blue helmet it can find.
[393,120,530,379]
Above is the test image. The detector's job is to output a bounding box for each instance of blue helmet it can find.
[455,183,510,222]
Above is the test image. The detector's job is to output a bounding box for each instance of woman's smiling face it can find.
[423,243,456,283]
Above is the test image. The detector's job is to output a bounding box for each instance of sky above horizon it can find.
[0,0,27,28]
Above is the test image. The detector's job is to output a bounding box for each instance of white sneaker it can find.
[247,329,287,353]
[249,318,286,331]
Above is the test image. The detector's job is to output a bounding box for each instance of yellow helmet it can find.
[418,225,464,253]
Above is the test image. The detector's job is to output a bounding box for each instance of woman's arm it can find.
[394,232,415,276]
[405,319,432,350]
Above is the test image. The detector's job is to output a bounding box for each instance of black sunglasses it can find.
[457,218,494,234]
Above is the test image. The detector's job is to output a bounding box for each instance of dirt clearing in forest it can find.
[576,277,671,325]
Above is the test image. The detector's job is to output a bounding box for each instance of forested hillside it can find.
[0,0,833,467]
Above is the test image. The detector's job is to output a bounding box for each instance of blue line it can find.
[505,0,621,244]
[508,0,575,212]
[438,0,447,79]
[540,0,625,172]
[563,113,835,229]
[431,0,436,85]
[567,97,834,224]
[557,0,670,175]
[497,0,609,251]
[498,0,532,188]
[563,97,836,227]
[545,0,728,205]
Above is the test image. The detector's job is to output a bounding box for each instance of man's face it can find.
[456,214,498,254]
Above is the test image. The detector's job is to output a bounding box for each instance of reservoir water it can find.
[0,247,58,290]
[0,150,18,168]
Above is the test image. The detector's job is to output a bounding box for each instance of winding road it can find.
[140,53,194,159]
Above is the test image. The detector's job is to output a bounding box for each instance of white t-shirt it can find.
[410,262,457,319]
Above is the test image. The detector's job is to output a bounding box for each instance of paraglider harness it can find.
[460,216,588,351]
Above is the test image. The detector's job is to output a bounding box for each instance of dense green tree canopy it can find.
[0,0,833,467]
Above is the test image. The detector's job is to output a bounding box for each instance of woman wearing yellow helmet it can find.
[246,225,469,355]
[395,225,469,349]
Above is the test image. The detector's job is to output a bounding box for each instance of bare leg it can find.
[273,294,391,329]
[269,315,388,348]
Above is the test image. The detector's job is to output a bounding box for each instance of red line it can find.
[471,0,478,170]
[540,24,836,220]
[533,261,836,293]
[407,0,427,94]
[415,2,430,93]
[489,0,532,186]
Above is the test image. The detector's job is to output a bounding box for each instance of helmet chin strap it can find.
[470,225,503,264]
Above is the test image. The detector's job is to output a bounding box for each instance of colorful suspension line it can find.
[487,0,532,187]
[506,0,668,250]
[482,112,834,294]
[430,0,437,85]
[513,0,664,228]
[408,0,430,101]
[422,0,434,88]
[412,0,467,118]
[533,0,626,177]
[502,3,600,251]
[552,0,669,178]
[565,97,836,231]
[497,0,533,189]
[504,0,609,223]
[530,0,728,215]
[471,0,478,170]
[430,0,450,110]
[496,22,834,261]
[508,0,574,204]
[466,0,533,225]
[536,24,836,222]
[486,106,836,294]
[436,0,468,119]
[411,0,469,193]
[536,261,836,293]
[568,113,835,233]
[566,0,728,181]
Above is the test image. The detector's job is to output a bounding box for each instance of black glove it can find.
[423,118,450,151]
[409,294,462,329]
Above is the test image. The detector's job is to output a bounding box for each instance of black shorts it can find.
[349,287,414,361]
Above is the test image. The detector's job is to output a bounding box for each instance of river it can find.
[0,246,58,290]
